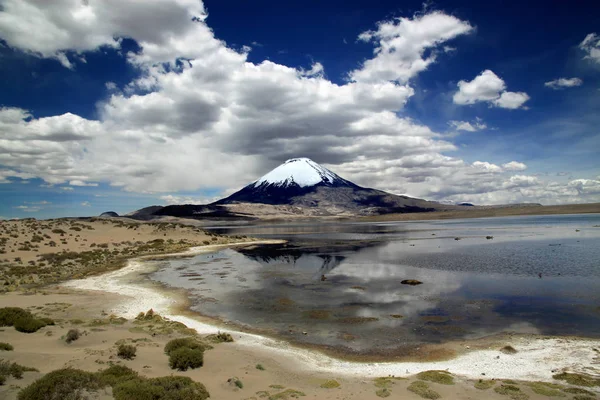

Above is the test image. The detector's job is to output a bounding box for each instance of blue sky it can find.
[0,0,599,219]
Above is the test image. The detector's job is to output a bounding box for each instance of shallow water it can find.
[148,214,600,354]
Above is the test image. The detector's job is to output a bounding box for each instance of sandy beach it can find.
[1,218,600,399]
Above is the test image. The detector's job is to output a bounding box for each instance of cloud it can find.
[579,33,600,64]
[492,91,530,109]
[502,161,527,171]
[472,161,503,173]
[0,2,597,206]
[0,0,207,67]
[69,180,98,187]
[81,201,91,207]
[544,77,583,90]
[448,118,487,132]
[350,11,473,83]
[14,205,40,212]
[453,70,530,109]
[159,194,218,205]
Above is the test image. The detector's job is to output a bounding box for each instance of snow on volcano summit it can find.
[253,158,344,188]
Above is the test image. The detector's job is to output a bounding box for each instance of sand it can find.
[1,218,600,399]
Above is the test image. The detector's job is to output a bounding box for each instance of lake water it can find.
[148,214,600,356]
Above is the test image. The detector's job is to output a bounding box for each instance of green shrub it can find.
[117,344,137,360]
[256,363,265,370]
[14,317,48,333]
[164,337,208,355]
[168,347,204,371]
[206,331,234,343]
[17,368,99,400]
[416,370,455,385]
[65,329,80,343]
[0,307,33,326]
[0,374,5,385]
[553,372,600,387]
[97,365,138,386]
[407,381,440,399]
[113,375,209,400]
[0,342,13,351]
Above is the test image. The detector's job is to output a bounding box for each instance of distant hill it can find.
[99,211,119,218]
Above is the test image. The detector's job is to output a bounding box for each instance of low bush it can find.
[168,347,204,371]
[0,307,33,326]
[164,337,208,355]
[97,365,138,386]
[117,344,137,360]
[17,368,99,400]
[14,317,48,333]
[65,329,81,343]
[113,376,209,400]
[0,342,13,351]
[209,331,234,343]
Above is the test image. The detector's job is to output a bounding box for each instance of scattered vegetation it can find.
[500,345,518,354]
[563,387,596,395]
[164,337,209,354]
[14,317,48,333]
[0,307,52,333]
[375,387,391,397]
[474,379,496,390]
[206,331,234,343]
[168,347,204,371]
[526,381,565,397]
[320,379,340,389]
[228,377,244,389]
[553,372,600,387]
[133,309,198,336]
[65,328,81,343]
[266,389,306,399]
[416,370,455,385]
[117,344,137,360]
[407,381,441,399]
[16,365,210,400]
[256,363,265,371]
[0,359,38,383]
[113,376,210,400]
[0,307,32,326]
[0,342,13,351]
[494,384,529,400]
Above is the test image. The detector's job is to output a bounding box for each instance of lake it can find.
[148,214,600,356]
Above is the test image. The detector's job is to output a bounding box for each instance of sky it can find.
[0,0,599,219]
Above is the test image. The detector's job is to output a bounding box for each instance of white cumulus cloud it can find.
[350,11,473,83]
[453,70,529,109]
[502,161,527,171]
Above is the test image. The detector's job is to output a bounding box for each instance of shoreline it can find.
[63,241,600,383]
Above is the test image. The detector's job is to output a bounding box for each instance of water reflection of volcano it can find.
[235,241,381,276]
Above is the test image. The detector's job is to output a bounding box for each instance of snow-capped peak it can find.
[253,158,341,188]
